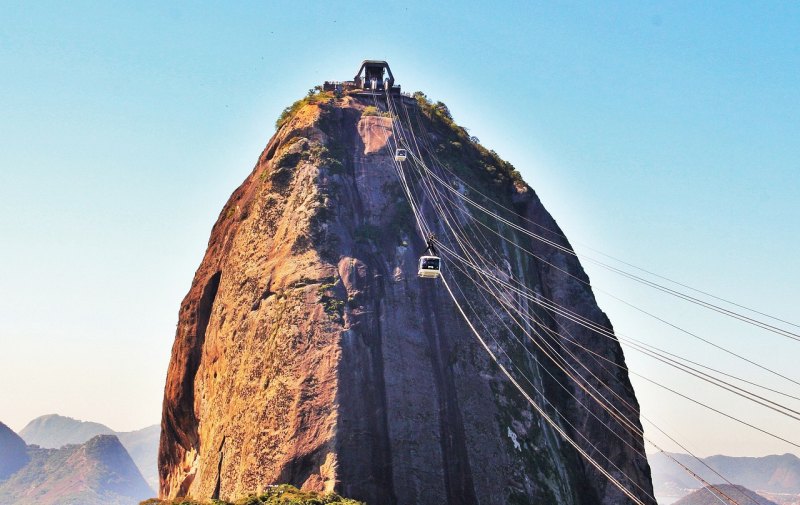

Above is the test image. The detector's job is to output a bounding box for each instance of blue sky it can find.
[1,1,798,457]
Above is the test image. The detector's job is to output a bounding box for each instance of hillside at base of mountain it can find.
[673,484,779,505]
[20,414,159,491]
[650,452,800,502]
[0,434,152,505]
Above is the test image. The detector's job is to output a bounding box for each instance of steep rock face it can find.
[160,92,655,504]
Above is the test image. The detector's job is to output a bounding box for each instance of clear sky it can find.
[1,1,798,458]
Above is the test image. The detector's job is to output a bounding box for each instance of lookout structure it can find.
[323,59,401,94]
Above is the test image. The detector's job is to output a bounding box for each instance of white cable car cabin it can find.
[395,148,407,162]
[418,255,441,278]
[418,236,441,278]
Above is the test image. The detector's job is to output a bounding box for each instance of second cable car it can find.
[418,236,441,279]
[395,148,407,162]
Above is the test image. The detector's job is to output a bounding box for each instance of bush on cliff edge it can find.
[141,484,365,505]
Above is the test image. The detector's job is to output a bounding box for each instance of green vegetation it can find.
[322,297,344,319]
[361,106,380,116]
[361,106,390,118]
[276,150,302,169]
[140,484,364,505]
[317,277,344,321]
[263,138,307,189]
[275,88,334,130]
[305,143,344,175]
[412,91,524,187]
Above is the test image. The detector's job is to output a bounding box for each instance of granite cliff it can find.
[159,88,655,504]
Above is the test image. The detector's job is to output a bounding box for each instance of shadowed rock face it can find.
[159,93,655,505]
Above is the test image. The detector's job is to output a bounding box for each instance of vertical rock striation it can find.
[159,92,655,504]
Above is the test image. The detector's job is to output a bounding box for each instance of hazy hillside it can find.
[0,422,29,480]
[705,454,800,494]
[116,425,160,491]
[19,414,159,491]
[651,452,800,503]
[0,434,152,505]
[673,484,779,505]
[20,414,114,448]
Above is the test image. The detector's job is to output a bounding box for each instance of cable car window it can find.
[422,258,440,270]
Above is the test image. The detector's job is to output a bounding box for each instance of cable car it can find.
[418,236,441,279]
[418,255,441,278]
[395,148,407,162]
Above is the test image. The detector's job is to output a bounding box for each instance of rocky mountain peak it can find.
[159,85,654,504]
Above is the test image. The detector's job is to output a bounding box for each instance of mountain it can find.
[20,414,114,448]
[0,434,152,505]
[116,425,160,491]
[650,452,800,500]
[673,484,779,505]
[159,75,654,504]
[0,422,29,480]
[19,414,159,491]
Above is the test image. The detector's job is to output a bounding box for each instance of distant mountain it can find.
[673,484,779,505]
[651,452,800,502]
[116,425,160,491]
[0,422,29,480]
[0,434,152,505]
[19,414,159,491]
[20,414,114,448]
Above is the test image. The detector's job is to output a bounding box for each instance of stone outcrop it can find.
[159,91,655,504]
